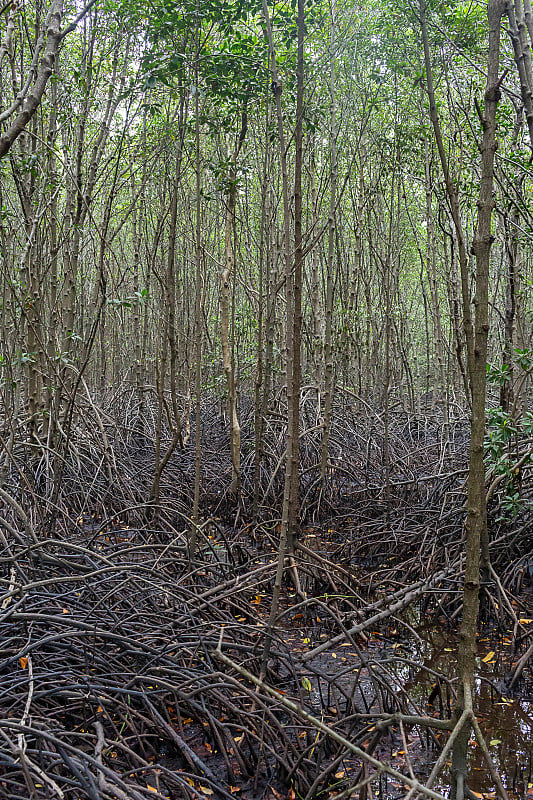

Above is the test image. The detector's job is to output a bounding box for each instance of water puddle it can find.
[291,602,533,799]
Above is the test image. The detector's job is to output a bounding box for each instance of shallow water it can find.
[397,616,533,797]
[295,600,533,799]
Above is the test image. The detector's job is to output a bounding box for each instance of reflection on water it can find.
[302,602,532,798]
[388,610,533,797]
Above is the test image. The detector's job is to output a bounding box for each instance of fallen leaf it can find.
[199,787,213,795]
[19,657,28,670]
[482,651,495,663]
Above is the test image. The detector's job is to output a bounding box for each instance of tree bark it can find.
[220,109,247,496]
[420,1,505,796]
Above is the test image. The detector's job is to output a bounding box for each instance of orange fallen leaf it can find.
[19,657,28,670]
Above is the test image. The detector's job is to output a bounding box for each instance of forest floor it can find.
[0,513,531,800]
[0,401,531,800]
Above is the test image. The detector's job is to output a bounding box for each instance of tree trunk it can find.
[320,3,337,485]
[221,110,247,496]
[420,1,504,796]
[260,0,305,675]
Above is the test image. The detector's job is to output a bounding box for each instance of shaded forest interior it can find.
[0,0,532,799]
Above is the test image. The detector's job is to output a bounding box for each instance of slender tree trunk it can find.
[260,0,305,675]
[320,4,337,484]
[423,124,449,444]
[285,0,305,556]
[221,109,247,496]
[151,113,186,505]
[190,23,203,562]
[420,2,504,796]
[252,142,270,519]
